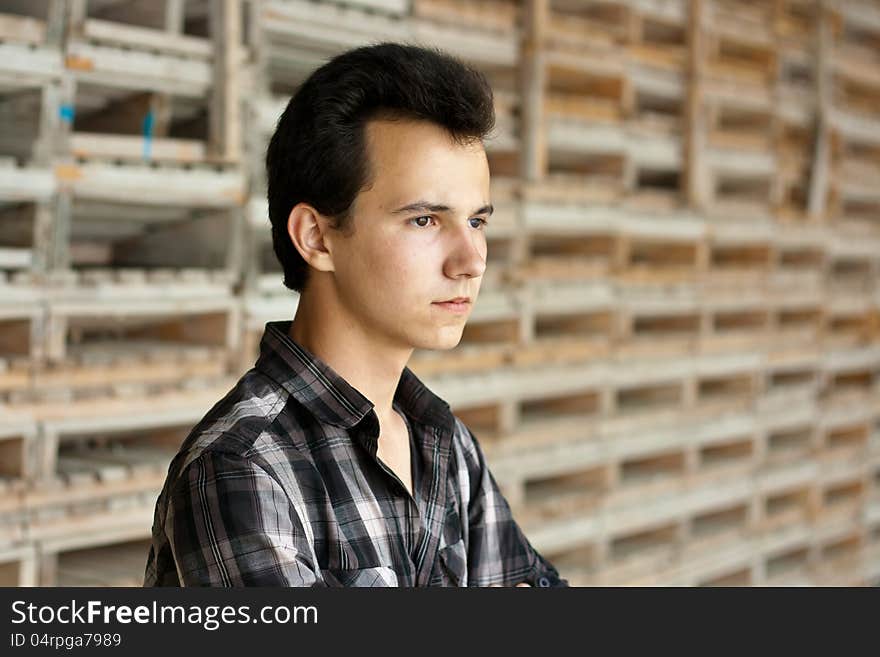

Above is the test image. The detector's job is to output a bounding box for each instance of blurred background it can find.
[0,0,878,587]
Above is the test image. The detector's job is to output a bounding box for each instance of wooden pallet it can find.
[65,199,243,271]
[0,418,38,487]
[776,7,819,221]
[41,272,239,364]
[520,457,819,556]
[26,343,230,405]
[21,378,235,480]
[55,537,152,587]
[411,0,519,34]
[617,304,701,357]
[55,161,246,207]
[0,544,37,586]
[0,41,62,90]
[629,61,685,136]
[0,297,45,375]
[627,3,688,74]
[546,1,631,57]
[0,85,54,163]
[65,14,232,166]
[259,0,518,71]
[0,197,59,272]
[542,44,630,196]
[0,162,55,203]
[65,34,212,98]
[27,501,156,586]
[519,282,616,366]
[825,1,880,227]
[703,147,778,215]
[534,476,878,586]
[2,0,880,588]
[703,0,777,86]
[3,427,167,585]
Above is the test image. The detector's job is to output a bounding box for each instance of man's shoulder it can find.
[170,367,306,476]
[446,413,485,466]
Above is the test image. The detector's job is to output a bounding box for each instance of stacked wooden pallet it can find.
[827,0,880,231]
[0,0,878,587]
[775,0,819,221]
[482,0,879,586]
[698,0,779,215]
[0,1,61,586]
[0,0,244,585]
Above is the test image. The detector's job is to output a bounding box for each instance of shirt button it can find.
[538,576,550,587]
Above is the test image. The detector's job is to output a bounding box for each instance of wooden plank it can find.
[0,0,876,589]
[684,0,708,209]
[262,0,518,67]
[0,545,37,586]
[164,0,185,32]
[0,165,55,202]
[55,538,151,586]
[520,0,548,181]
[29,506,154,554]
[0,247,32,269]
[82,18,211,58]
[412,0,518,32]
[44,0,66,48]
[0,43,59,89]
[65,41,212,98]
[209,0,241,163]
[69,132,206,162]
[55,161,245,206]
[808,2,831,219]
[0,13,46,46]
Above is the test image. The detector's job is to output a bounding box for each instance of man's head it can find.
[266,42,496,351]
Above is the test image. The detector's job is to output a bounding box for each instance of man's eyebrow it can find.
[390,201,494,216]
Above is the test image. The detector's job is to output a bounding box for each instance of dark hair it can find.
[265,42,496,293]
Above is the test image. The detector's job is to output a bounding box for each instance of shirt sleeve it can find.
[165,449,324,586]
[457,423,569,587]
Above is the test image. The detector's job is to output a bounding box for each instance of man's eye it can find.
[410,215,435,227]
[409,216,488,229]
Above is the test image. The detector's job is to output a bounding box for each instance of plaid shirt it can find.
[144,320,567,587]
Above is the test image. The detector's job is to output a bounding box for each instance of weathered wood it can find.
[55,538,152,586]
[65,42,212,98]
[0,0,878,589]
[69,132,206,162]
[0,546,37,586]
[82,18,210,58]
[685,0,708,209]
[54,161,246,206]
[209,0,241,163]
[520,0,548,181]
[0,13,46,46]
[808,1,831,219]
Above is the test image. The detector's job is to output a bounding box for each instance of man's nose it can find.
[445,224,487,279]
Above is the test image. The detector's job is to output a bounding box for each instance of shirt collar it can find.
[254,320,455,436]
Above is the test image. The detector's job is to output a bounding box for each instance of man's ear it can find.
[287,202,335,273]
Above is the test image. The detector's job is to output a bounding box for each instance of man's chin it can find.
[412,331,464,352]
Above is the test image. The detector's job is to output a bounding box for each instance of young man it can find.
[144,42,567,587]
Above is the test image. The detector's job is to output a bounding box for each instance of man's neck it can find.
[287,291,413,431]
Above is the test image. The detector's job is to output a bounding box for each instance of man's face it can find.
[327,118,490,352]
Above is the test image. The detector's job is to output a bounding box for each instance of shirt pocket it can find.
[320,565,400,587]
[430,502,468,586]
[435,537,468,587]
